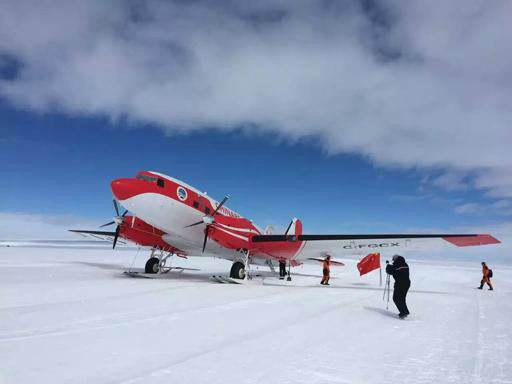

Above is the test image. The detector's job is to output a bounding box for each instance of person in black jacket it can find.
[386,255,411,319]
[279,260,286,280]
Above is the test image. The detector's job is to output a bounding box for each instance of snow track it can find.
[1,248,511,384]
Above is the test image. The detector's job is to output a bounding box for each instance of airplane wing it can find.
[0,237,128,248]
[68,229,128,245]
[252,233,500,260]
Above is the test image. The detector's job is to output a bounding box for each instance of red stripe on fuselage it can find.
[111,171,239,219]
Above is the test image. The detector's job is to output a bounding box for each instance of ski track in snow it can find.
[118,291,373,384]
[0,287,309,342]
[1,247,511,384]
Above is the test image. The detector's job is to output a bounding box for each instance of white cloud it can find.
[493,200,511,209]
[390,194,430,202]
[0,211,100,240]
[453,200,512,216]
[0,0,511,197]
[454,203,480,214]
[432,171,470,192]
[492,200,512,216]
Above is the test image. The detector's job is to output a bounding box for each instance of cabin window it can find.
[157,178,165,188]
[136,175,157,182]
[193,201,199,208]
[204,207,210,215]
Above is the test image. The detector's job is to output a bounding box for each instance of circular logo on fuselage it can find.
[177,186,188,201]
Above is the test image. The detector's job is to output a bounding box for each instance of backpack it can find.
[488,269,493,278]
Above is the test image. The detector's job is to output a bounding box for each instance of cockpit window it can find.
[157,178,165,188]
[136,175,157,182]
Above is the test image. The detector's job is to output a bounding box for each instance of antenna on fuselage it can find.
[284,220,294,236]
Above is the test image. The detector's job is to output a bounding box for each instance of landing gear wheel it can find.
[230,261,246,279]
[145,257,160,274]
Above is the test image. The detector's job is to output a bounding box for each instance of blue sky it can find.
[0,99,505,234]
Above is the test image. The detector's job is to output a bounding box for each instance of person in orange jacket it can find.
[320,255,331,285]
[478,261,493,290]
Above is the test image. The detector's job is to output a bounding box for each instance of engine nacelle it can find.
[120,216,179,252]
[207,215,259,250]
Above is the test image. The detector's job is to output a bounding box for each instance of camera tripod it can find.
[382,270,391,310]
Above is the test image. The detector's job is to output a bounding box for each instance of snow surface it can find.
[1,247,511,384]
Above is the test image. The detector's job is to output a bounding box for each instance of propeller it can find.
[99,200,128,249]
[185,195,229,253]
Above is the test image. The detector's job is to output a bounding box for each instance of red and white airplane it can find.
[71,171,500,279]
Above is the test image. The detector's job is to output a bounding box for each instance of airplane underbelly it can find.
[118,193,236,259]
[161,233,234,259]
[121,193,204,237]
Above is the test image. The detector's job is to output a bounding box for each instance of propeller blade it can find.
[113,226,120,249]
[184,220,205,228]
[202,227,209,253]
[122,210,128,217]
[113,200,120,216]
[99,221,115,228]
[212,195,229,217]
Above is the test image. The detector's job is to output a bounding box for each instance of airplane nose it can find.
[111,178,139,201]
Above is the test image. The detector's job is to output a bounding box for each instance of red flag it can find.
[357,253,381,276]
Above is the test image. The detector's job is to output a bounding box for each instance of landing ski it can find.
[210,275,243,284]
[124,271,154,279]
[124,267,199,279]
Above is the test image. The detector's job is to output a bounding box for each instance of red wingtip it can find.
[443,234,501,247]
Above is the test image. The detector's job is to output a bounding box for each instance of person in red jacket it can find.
[320,255,331,285]
[478,262,493,290]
